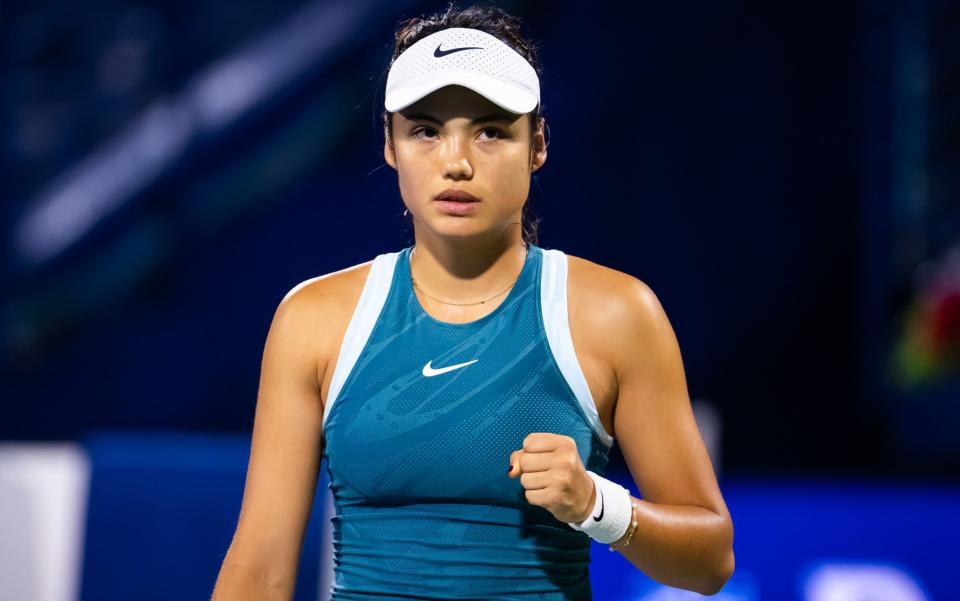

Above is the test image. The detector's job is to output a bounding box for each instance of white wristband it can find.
[566,470,632,544]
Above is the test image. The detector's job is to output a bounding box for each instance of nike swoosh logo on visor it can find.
[434,44,483,57]
[422,358,479,377]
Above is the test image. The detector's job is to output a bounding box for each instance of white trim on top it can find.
[322,251,400,428]
[540,249,615,448]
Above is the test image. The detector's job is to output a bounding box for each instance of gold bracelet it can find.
[608,499,639,552]
[615,500,639,549]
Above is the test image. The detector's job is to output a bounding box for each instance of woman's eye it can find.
[479,127,504,140]
[413,127,437,140]
[410,127,503,140]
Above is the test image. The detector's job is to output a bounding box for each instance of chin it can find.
[421,219,490,240]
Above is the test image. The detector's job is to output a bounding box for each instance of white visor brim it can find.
[385,71,538,114]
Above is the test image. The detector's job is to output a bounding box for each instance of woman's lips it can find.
[434,198,480,216]
[435,188,480,202]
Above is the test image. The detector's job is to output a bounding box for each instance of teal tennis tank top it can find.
[321,243,616,600]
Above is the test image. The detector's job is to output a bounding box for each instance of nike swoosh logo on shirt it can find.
[434,44,483,57]
[593,488,604,521]
[422,358,479,377]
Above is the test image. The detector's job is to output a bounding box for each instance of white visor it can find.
[384,27,540,114]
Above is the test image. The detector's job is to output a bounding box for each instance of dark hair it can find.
[382,2,545,247]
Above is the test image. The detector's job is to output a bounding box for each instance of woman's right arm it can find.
[211,281,331,601]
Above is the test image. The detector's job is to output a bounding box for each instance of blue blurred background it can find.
[2,0,958,600]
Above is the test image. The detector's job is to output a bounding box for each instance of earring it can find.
[403,208,409,216]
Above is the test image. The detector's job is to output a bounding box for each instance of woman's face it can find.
[384,85,546,242]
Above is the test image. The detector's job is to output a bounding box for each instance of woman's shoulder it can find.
[271,255,381,343]
[562,251,665,345]
[281,257,374,310]
[267,255,382,374]
[564,252,657,309]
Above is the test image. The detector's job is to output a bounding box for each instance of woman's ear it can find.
[530,117,547,172]
[384,135,397,170]
[383,113,397,170]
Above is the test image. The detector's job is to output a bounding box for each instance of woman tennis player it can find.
[212,4,734,600]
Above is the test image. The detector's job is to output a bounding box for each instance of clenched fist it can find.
[507,432,596,523]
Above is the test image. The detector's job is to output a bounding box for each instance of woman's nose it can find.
[441,136,473,179]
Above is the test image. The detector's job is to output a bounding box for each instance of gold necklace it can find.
[410,246,521,306]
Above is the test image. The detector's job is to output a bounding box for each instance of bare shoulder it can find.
[272,258,375,390]
[280,258,373,316]
[566,254,662,325]
[565,253,670,369]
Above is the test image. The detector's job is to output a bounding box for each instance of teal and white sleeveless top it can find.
[321,243,615,600]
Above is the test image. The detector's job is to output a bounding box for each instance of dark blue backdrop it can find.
[3,0,911,475]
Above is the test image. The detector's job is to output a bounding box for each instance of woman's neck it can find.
[409,230,528,304]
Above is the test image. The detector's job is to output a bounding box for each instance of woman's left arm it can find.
[603,278,735,595]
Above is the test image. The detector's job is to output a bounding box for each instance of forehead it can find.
[398,85,521,123]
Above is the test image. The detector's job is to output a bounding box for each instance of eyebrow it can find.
[403,113,514,125]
